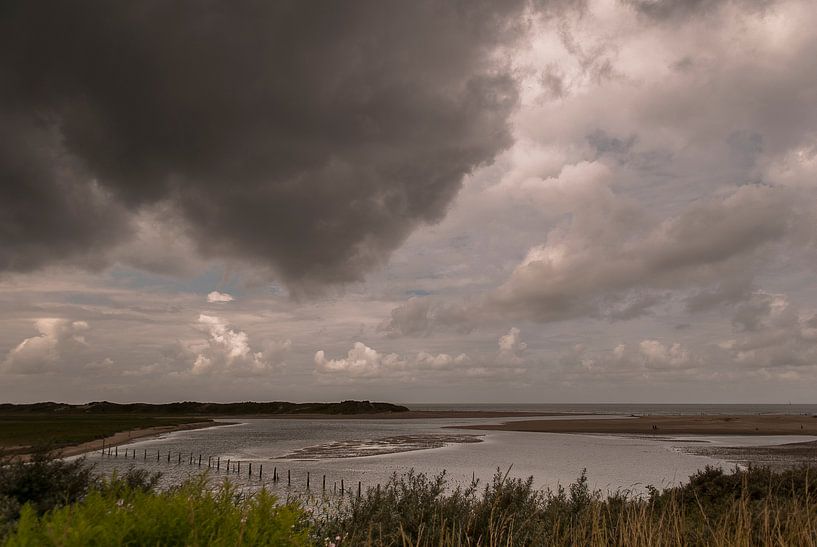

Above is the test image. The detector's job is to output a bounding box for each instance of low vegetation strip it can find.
[2,453,817,546]
[0,415,212,455]
[0,400,409,416]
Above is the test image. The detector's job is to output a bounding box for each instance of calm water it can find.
[88,405,817,495]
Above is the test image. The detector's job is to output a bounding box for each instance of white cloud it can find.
[314,342,470,379]
[315,328,530,380]
[3,319,91,374]
[497,327,527,365]
[189,314,289,375]
[207,291,234,303]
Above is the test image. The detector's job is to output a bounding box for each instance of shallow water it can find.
[82,415,816,496]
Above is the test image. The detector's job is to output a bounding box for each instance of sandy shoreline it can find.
[48,411,550,458]
[214,410,560,420]
[452,414,817,436]
[58,420,231,458]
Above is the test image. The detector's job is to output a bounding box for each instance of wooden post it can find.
[144,449,147,460]
[238,461,241,474]
[167,451,171,463]
[198,454,201,467]
[115,446,118,457]
[273,467,277,481]
[101,439,105,455]
[259,464,262,479]
[189,453,193,465]
[248,462,252,477]
[178,453,181,464]
[217,457,220,470]
[157,451,160,462]
[341,479,344,494]
[322,475,326,491]
[287,469,291,486]
[333,482,337,494]
[227,459,230,472]
[307,472,310,489]
[358,482,361,498]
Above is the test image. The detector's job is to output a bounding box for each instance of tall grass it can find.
[313,466,817,546]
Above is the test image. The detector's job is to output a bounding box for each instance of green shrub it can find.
[0,452,94,522]
[4,479,308,546]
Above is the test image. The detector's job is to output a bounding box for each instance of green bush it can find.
[0,452,95,523]
[4,479,308,546]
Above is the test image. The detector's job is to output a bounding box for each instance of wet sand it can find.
[47,421,229,459]
[453,414,817,436]
[31,411,550,458]
[217,410,560,420]
[688,439,817,470]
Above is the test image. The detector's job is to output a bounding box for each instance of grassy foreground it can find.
[2,454,817,546]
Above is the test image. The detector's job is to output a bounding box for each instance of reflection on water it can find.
[83,416,815,496]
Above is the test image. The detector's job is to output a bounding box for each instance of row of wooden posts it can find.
[99,440,364,497]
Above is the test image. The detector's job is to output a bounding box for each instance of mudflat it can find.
[454,414,817,435]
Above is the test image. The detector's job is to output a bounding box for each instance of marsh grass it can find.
[313,466,817,546]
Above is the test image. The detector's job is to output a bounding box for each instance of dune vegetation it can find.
[2,452,817,546]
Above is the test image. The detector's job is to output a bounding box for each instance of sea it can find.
[89,403,817,495]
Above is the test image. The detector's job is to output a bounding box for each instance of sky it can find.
[2,0,817,404]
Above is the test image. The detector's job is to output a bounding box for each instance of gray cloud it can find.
[379,297,477,337]
[0,116,130,272]
[0,0,525,289]
[384,183,811,332]
[491,184,807,321]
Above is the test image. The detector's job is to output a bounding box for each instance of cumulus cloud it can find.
[717,292,817,377]
[0,0,527,289]
[556,338,699,384]
[497,327,527,365]
[491,184,804,322]
[207,291,234,303]
[553,290,817,385]
[314,342,468,379]
[3,319,91,374]
[189,314,290,376]
[315,327,530,380]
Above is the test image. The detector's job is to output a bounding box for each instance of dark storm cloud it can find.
[0,0,524,287]
[0,115,129,272]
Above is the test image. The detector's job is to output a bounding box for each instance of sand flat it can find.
[454,415,817,435]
